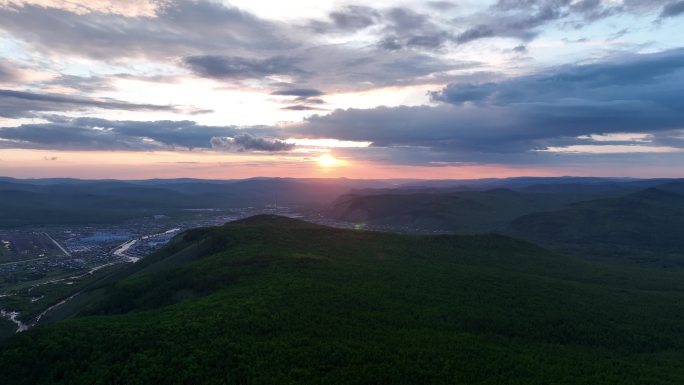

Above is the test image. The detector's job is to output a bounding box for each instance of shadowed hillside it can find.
[330,188,593,233]
[330,182,684,266]
[510,187,684,264]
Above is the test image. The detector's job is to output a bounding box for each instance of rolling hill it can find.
[329,188,593,233]
[330,182,684,265]
[510,186,684,264]
[1,216,684,384]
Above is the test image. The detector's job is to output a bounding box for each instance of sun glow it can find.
[317,154,342,168]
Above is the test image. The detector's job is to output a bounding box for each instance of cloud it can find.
[385,7,431,31]
[1,0,682,171]
[288,48,684,164]
[0,2,470,91]
[183,47,465,91]
[454,25,497,45]
[313,4,555,51]
[0,0,163,17]
[0,60,19,84]
[345,1,674,52]
[309,1,673,53]
[426,1,457,11]
[0,1,293,60]
[660,1,684,17]
[44,75,115,93]
[374,7,454,51]
[354,1,671,53]
[0,59,41,86]
[406,33,451,49]
[270,88,324,97]
[513,44,528,53]
[182,55,304,80]
[429,48,684,107]
[329,5,379,30]
[453,2,567,45]
[378,37,403,51]
[210,134,294,152]
[0,120,157,150]
[301,98,326,105]
[0,116,282,150]
[448,0,674,46]
[281,105,326,111]
[0,89,179,118]
[271,88,327,110]
[3,39,684,166]
[0,0,678,96]
[309,5,379,33]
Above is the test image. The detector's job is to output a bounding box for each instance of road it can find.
[44,232,71,257]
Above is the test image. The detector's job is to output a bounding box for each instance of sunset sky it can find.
[1,0,683,179]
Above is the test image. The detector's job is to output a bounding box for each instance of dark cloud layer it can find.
[271,88,327,111]
[291,48,684,163]
[182,55,304,80]
[0,1,491,91]
[429,48,684,108]
[210,134,294,152]
[181,48,463,91]
[281,105,326,111]
[366,0,678,51]
[0,116,286,152]
[0,0,680,90]
[45,75,115,94]
[310,6,379,33]
[661,1,684,17]
[0,89,178,118]
[3,47,684,165]
[0,1,464,91]
[452,0,607,45]
[375,7,453,50]
[270,88,324,97]
[0,1,292,60]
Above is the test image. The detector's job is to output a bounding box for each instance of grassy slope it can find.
[1,216,684,384]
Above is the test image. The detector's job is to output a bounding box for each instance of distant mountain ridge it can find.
[510,186,684,262]
[0,178,395,227]
[330,180,684,265]
[330,188,586,233]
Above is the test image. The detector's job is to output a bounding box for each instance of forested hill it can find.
[330,183,684,265]
[2,215,684,384]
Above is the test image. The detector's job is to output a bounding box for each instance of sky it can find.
[0,0,683,179]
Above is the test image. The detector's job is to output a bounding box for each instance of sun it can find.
[317,154,341,168]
